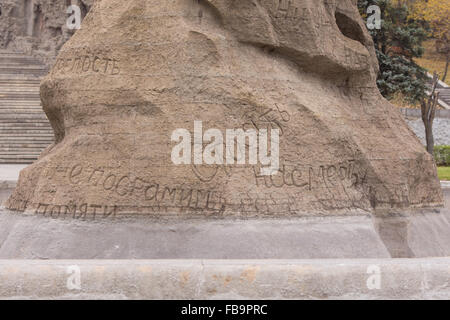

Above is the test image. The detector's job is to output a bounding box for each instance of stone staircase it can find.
[437,85,450,109]
[426,73,450,110]
[0,50,54,164]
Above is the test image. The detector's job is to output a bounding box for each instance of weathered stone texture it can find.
[5,0,443,218]
[0,0,92,66]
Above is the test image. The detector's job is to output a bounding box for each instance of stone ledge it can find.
[0,259,449,300]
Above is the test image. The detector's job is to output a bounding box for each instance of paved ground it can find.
[0,164,26,182]
[406,118,450,146]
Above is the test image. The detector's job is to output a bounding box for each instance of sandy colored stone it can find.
[5,0,443,219]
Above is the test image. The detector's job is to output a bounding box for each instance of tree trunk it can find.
[443,52,449,83]
[424,121,434,155]
[421,72,439,156]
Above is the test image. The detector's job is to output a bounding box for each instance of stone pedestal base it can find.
[1,206,450,259]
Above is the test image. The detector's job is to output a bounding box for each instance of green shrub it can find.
[434,146,450,166]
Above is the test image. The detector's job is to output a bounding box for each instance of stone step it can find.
[0,68,47,76]
[0,129,52,134]
[0,145,51,150]
[0,104,43,108]
[0,87,40,92]
[0,131,52,136]
[0,102,41,105]
[0,154,39,158]
[0,86,40,91]
[0,98,41,101]
[0,117,49,122]
[0,63,47,70]
[0,98,40,102]
[0,147,46,153]
[0,106,45,111]
[0,126,51,130]
[0,116,50,121]
[0,131,51,136]
[0,96,41,99]
[0,110,45,115]
[0,85,40,89]
[0,137,54,142]
[0,129,52,135]
[0,83,40,87]
[0,132,53,137]
[3,148,48,153]
[0,113,42,119]
[0,130,52,134]
[0,69,48,77]
[0,84,41,88]
[0,99,41,103]
[0,109,43,112]
[0,150,44,155]
[0,60,43,67]
[0,123,51,127]
[0,145,50,151]
[0,128,53,134]
[0,101,41,105]
[0,100,41,104]
[0,92,40,96]
[0,112,44,116]
[0,142,50,152]
[0,102,41,106]
[0,155,40,163]
[0,124,51,129]
[0,74,43,81]
[0,122,51,128]
[0,56,34,63]
[0,91,40,94]
[0,51,26,56]
[0,134,53,138]
[0,77,41,81]
[0,107,45,111]
[0,104,42,107]
[0,107,43,111]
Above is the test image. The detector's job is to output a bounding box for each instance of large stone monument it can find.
[5,0,443,220]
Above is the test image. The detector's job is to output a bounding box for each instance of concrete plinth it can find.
[0,259,449,300]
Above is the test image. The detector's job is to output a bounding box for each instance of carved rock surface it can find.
[6,0,443,219]
[0,0,92,66]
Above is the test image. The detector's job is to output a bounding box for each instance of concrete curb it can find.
[0,259,449,300]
